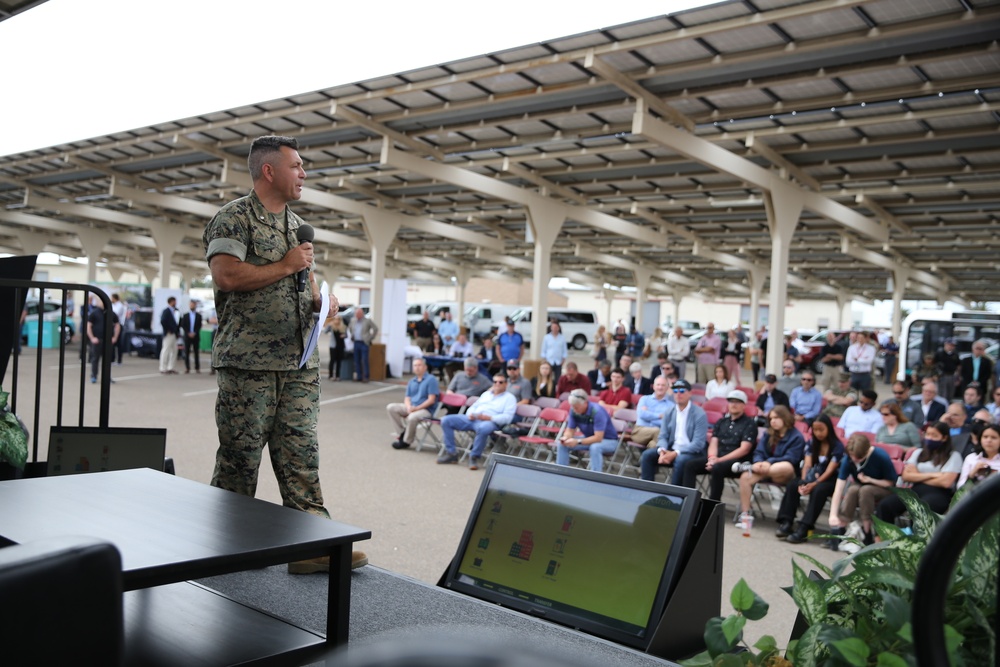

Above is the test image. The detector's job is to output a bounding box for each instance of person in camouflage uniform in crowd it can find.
[203,135,367,572]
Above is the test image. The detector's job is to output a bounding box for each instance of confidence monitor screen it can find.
[444,455,700,649]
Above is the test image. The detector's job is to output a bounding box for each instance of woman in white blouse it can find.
[705,364,736,400]
[958,423,1000,487]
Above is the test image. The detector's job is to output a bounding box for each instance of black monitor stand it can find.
[645,497,724,660]
[439,496,724,663]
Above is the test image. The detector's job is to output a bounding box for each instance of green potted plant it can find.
[0,388,29,480]
[682,486,997,666]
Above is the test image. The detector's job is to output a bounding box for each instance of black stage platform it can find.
[200,564,681,667]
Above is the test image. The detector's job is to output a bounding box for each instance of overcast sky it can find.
[0,0,712,157]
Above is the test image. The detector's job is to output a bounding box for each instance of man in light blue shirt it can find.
[789,370,823,423]
[541,321,568,378]
[628,376,674,447]
[439,373,516,470]
[386,358,440,449]
[839,389,883,437]
[437,311,459,348]
[448,332,474,358]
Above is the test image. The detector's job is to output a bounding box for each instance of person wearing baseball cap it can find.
[679,388,757,500]
[639,378,708,488]
[504,362,532,404]
[755,373,789,415]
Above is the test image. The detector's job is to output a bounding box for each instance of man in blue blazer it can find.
[640,379,708,487]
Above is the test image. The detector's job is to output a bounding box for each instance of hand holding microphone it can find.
[295,224,315,292]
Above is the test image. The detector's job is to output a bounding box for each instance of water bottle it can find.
[741,513,754,537]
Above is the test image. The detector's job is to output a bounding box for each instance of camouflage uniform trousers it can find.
[211,365,330,519]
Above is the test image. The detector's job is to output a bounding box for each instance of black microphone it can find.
[295,224,315,292]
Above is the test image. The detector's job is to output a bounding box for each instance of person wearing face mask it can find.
[874,421,962,525]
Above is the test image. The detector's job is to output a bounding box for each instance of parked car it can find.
[20,299,75,345]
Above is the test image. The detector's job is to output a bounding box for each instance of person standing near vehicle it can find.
[87,297,120,385]
[110,293,129,365]
[541,321,568,379]
[203,134,366,572]
[179,299,202,374]
[159,296,180,375]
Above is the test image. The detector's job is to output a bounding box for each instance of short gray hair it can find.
[629,362,642,373]
[463,357,478,369]
[568,389,589,406]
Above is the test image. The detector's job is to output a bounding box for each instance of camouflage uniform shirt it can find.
[203,190,318,371]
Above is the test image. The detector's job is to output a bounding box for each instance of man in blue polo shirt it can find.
[557,389,619,473]
[496,318,524,369]
[386,357,440,450]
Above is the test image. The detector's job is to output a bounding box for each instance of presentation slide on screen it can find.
[457,465,684,633]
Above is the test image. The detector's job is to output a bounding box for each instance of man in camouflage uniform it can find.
[203,135,367,572]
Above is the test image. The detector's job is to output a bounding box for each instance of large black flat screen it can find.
[444,455,700,649]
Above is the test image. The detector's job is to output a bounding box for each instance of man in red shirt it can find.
[599,367,633,410]
[556,361,592,395]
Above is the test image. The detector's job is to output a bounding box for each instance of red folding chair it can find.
[518,408,569,462]
[414,393,469,453]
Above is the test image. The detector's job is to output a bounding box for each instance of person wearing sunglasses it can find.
[789,371,822,424]
[639,379,708,487]
[875,401,920,449]
[438,373,516,470]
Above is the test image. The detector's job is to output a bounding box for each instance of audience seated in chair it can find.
[828,432,899,546]
[774,414,845,544]
[639,379,708,487]
[681,389,757,500]
[734,405,805,524]
[386,357,440,450]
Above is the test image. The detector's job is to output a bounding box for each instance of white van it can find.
[464,303,521,340]
[493,307,599,350]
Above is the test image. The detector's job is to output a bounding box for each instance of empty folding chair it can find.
[517,408,569,462]
[533,396,561,410]
[414,393,468,453]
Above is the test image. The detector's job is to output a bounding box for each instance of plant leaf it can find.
[944,624,965,657]
[792,551,834,578]
[960,512,1000,602]
[678,651,714,667]
[792,560,827,626]
[829,637,870,665]
[872,514,906,542]
[744,591,769,622]
[876,652,909,667]
[730,578,755,612]
[721,614,746,645]
[863,566,916,591]
[715,654,745,667]
[792,623,825,667]
[879,590,911,632]
[897,488,941,539]
[704,616,733,657]
[753,634,777,652]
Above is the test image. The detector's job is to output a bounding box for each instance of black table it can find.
[0,468,370,666]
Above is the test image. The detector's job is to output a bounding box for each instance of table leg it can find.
[327,544,352,645]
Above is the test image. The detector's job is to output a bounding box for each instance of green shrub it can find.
[682,486,997,666]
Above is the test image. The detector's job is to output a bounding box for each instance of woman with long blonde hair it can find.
[591,325,610,368]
